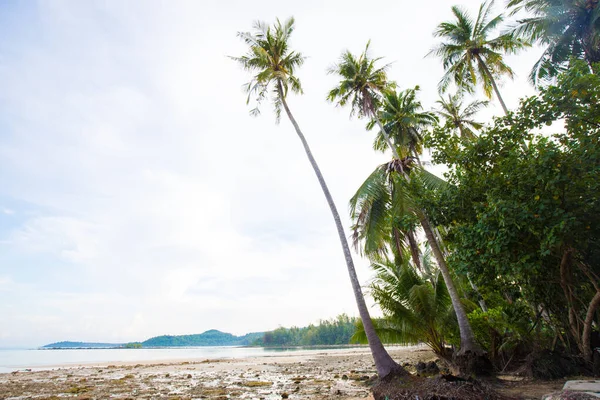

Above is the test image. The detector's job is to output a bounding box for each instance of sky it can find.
[0,0,544,347]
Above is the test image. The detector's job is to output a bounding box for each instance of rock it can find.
[541,390,599,399]
[415,361,440,375]
[542,380,600,399]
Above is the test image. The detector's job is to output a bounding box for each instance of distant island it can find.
[42,315,359,349]
[42,330,263,349]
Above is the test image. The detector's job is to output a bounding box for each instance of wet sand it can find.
[0,346,569,399]
[0,346,436,399]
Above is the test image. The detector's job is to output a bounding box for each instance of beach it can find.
[0,346,435,399]
[0,346,568,399]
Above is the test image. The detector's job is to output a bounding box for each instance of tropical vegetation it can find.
[233,18,403,378]
[252,315,359,346]
[234,0,600,378]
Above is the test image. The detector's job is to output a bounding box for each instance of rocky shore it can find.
[0,346,567,399]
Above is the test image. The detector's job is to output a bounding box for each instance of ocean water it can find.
[0,346,373,374]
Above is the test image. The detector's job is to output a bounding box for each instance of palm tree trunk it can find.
[373,113,401,160]
[406,229,421,271]
[398,150,484,359]
[277,84,405,378]
[476,54,509,116]
[419,215,483,356]
[582,291,600,363]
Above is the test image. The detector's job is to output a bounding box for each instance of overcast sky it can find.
[0,0,543,347]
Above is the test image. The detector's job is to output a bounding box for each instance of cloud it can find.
[0,0,543,347]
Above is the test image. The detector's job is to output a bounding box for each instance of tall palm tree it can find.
[350,160,487,364]
[508,0,600,84]
[366,87,437,268]
[330,46,488,371]
[327,42,402,160]
[327,47,424,269]
[232,17,404,378]
[435,93,488,141]
[428,0,529,115]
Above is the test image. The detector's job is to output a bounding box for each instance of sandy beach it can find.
[0,346,431,399]
[0,346,565,399]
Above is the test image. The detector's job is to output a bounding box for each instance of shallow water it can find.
[0,345,373,373]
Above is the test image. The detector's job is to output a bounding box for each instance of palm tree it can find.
[369,87,439,162]
[365,87,437,268]
[508,0,600,84]
[352,256,456,359]
[327,42,402,160]
[331,46,488,372]
[232,17,404,378]
[349,163,423,270]
[428,0,529,115]
[435,93,488,141]
[350,160,487,365]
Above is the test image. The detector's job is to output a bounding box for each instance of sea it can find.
[0,346,373,374]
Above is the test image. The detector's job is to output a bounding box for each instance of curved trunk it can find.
[582,291,600,363]
[398,150,483,357]
[475,54,509,116]
[419,215,483,356]
[278,84,405,378]
[406,229,421,271]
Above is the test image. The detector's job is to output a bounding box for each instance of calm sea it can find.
[0,346,373,374]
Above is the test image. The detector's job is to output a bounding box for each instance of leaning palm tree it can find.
[350,159,487,369]
[435,93,488,141]
[327,42,402,160]
[349,162,423,270]
[508,0,600,84]
[428,0,529,115]
[232,17,404,378]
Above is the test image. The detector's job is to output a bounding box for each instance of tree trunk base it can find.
[371,373,509,400]
[453,350,494,376]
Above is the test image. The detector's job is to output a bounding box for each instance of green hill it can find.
[142,330,263,347]
[42,341,123,349]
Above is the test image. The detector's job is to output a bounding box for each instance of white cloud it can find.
[0,0,544,347]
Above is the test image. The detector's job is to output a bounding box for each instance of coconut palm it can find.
[327,42,402,160]
[352,256,456,359]
[232,17,404,378]
[435,93,488,141]
[428,0,529,115]
[364,86,438,268]
[350,159,486,365]
[508,0,600,84]
[369,87,439,161]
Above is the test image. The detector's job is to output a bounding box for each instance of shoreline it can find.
[1,345,419,373]
[1,346,435,400]
[0,346,567,399]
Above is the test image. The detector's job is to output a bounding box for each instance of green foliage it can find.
[327,41,392,119]
[435,93,489,141]
[142,330,263,347]
[368,87,438,157]
[252,315,359,346]
[232,17,305,122]
[352,258,457,358]
[427,61,600,357]
[428,0,529,97]
[508,0,600,84]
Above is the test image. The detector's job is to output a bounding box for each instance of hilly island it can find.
[42,330,264,349]
[41,316,359,349]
